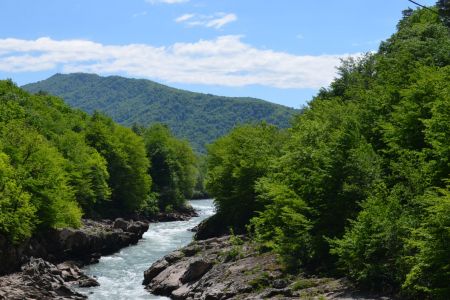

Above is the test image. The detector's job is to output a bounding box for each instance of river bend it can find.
[76,199,214,299]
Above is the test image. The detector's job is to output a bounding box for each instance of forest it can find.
[23,73,297,152]
[1,2,449,299]
[0,81,201,243]
[205,4,450,299]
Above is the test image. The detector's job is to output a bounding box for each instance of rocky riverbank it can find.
[143,235,391,300]
[0,218,149,276]
[0,206,201,299]
[153,205,199,222]
[0,218,150,299]
[0,258,97,299]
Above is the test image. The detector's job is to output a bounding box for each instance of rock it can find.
[143,258,169,285]
[181,244,199,257]
[171,284,192,299]
[165,250,184,263]
[0,217,151,298]
[78,277,100,287]
[202,283,230,300]
[194,214,233,240]
[273,278,288,289]
[180,259,212,283]
[127,221,149,236]
[144,235,391,300]
[154,206,199,222]
[0,217,147,276]
[148,260,189,296]
[113,218,129,231]
[0,258,88,299]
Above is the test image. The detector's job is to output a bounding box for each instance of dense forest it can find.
[205,5,449,299]
[0,81,200,243]
[23,73,298,152]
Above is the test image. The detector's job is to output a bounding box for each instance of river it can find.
[76,199,215,299]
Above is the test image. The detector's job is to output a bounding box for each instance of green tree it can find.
[55,131,111,214]
[0,121,82,229]
[403,186,450,299]
[0,152,36,243]
[143,124,198,210]
[252,100,382,270]
[206,123,286,231]
[86,112,152,214]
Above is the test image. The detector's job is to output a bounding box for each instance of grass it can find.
[249,271,271,291]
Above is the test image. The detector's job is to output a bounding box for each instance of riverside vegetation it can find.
[0,80,201,245]
[1,2,449,300]
[202,4,450,300]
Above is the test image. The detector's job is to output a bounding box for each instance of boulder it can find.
[0,258,88,299]
[78,277,100,287]
[113,218,129,231]
[180,259,212,283]
[172,284,192,299]
[127,221,149,236]
[147,260,189,296]
[165,250,184,263]
[143,258,169,285]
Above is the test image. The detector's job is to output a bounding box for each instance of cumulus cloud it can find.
[175,13,237,29]
[0,36,357,89]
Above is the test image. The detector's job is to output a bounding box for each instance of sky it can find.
[0,0,437,108]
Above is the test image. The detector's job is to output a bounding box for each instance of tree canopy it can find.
[0,80,199,243]
[205,5,450,299]
[22,73,298,153]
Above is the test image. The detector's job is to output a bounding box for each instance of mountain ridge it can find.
[23,73,298,152]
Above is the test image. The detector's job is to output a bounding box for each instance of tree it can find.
[403,186,450,299]
[54,131,111,214]
[206,123,286,231]
[252,100,382,270]
[437,0,450,27]
[0,152,36,243]
[86,112,153,214]
[0,121,82,230]
[143,124,198,211]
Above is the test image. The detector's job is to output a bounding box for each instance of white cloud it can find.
[175,14,195,23]
[0,36,358,89]
[146,0,189,4]
[176,12,237,29]
[205,13,237,29]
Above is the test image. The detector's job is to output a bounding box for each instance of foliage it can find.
[250,179,313,270]
[85,112,153,214]
[0,120,82,231]
[402,186,450,299]
[192,154,209,199]
[204,4,450,298]
[142,123,198,210]
[0,152,36,243]
[54,131,111,213]
[0,80,169,241]
[22,73,298,153]
[206,123,286,231]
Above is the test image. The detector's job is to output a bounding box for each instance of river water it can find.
[76,199,215,300]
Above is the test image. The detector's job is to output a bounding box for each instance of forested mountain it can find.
[23,74,298,152]
[204,5,450,299]
[0,81,198,243]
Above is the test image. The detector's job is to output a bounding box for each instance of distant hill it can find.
[23,73,298,152]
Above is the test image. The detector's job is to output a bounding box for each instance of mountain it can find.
[23,73,298,152]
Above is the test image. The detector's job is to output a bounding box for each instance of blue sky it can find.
[0,0,437,108]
